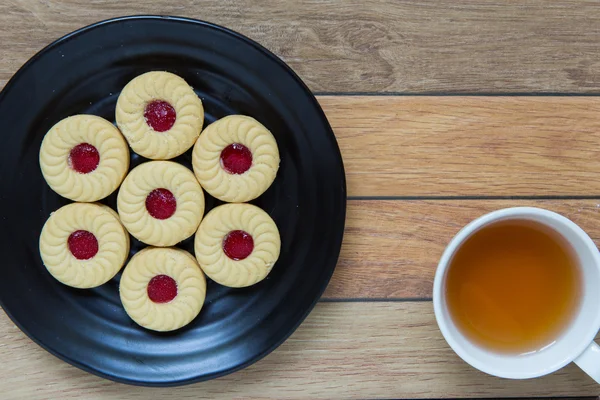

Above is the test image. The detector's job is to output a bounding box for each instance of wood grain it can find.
[326,199,600,299]
[2,1,600,93]
[3,2,600,398]
[1,303,598,399]
[320,96,600,197]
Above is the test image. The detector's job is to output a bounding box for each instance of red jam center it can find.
[220,143,253,174]
[147,275,178,303]
[144,100,176,132]
[145,188,177,220]
[67,230,99,260]
[223,230,254,260]
[69,143,100,174]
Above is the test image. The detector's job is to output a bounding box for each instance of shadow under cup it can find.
[433,207,600,380]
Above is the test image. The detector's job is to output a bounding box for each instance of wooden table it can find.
[2,1,600,399]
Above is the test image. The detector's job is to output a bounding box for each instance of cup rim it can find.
[433,206,600,379]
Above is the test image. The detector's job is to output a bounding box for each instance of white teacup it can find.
[433,207,600,382]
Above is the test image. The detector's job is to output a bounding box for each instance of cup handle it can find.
[574,342,600,383]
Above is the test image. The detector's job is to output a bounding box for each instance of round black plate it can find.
[0,16,346,386]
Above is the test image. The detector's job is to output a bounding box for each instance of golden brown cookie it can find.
[39,115,130,202]
[117,161,205,246]
[39,203,130,288]
[192,115,279,202]
[119,247,206,332]
[116,71,204,159]
[194,203,280,287]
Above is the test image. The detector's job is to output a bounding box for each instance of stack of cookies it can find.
[38,71,281,332]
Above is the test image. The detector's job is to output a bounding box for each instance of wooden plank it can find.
[320,96,600,197]
[2,1,600,93]
[325,199,600,299]
[1,302,597,399]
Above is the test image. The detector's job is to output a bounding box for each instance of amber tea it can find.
[446,219,582,354]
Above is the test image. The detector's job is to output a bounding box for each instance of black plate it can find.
[0,16,346,386]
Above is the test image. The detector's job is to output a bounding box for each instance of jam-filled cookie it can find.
[192,115,279,203]
[194,203,280,288]
[116,71,204,160]
[39,203,130,288]
[117,161,205,247]
[39,115,130,202]
[120,247,206,332]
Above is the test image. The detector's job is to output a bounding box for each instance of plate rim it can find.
[0,15,347,386]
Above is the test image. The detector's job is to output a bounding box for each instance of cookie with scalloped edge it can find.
[117,161,205,247]
[116,71,204,160]
[194,203,280,288]
[192,115,279,203]
[39,115,130,202]
[119,247,206,332]
[39,202,130,289]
